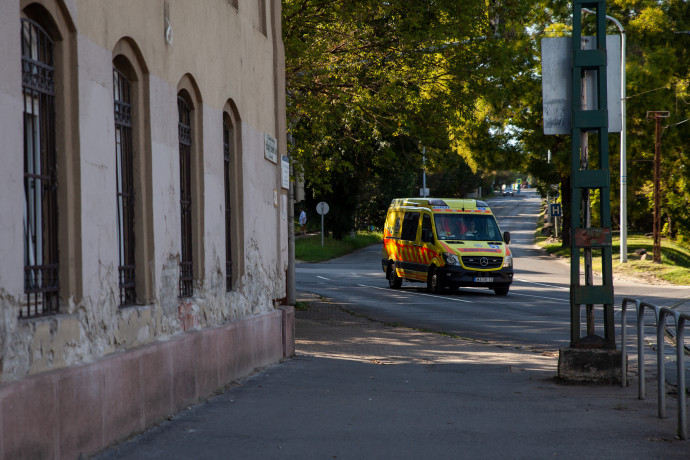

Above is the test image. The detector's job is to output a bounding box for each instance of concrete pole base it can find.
[558,348,625,384]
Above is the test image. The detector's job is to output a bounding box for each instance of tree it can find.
[285,0,690,246]
[283,0,497,236]
[461,0,690,247]
[617,0,690,242]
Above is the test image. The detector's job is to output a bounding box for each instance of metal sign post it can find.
[550,203,562,239]
[568,1,615,349]
[316,201,329,247]
[542,1,621,383]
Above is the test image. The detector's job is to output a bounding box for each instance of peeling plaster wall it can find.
[0,1,23,382]
[0,0,288,384]
[242,123,286,287]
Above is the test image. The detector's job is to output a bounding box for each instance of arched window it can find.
[223,102,243,290]
[22,18,59,317]
[178,94,193,298]
[223,120,233,291]
[113,38,153,306]
[113,67,136,306]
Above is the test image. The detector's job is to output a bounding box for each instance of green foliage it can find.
[618,0,690,240]
[295,232,383,262]
[293,301,309,311]
[480,0,690,248]
[537,222,690,285]
[426,152,482,198]
[285,0,690,248]
[283,0,497,236]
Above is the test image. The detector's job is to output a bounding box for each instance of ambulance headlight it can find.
[442,252,460,266]
[503,254,513,268]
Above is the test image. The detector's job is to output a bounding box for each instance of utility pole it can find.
[568,2,615,350]
[646,111,669,264]
[545,1,621,384]
[583,8,627,262]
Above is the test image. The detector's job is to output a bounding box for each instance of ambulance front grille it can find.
[461,256,503,269]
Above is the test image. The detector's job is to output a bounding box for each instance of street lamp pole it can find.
[611,17,627,263]
[583,9,627,262]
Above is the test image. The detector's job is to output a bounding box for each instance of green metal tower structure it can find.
[570,1,615,349]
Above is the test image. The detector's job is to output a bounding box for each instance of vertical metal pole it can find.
[621,299,627,387]
[620,30,628,262]
[637,304,646,399]
[658,310,667,419]
[569,6,583,347]
[321,213,324,247]
[653,115,661,263]
[676,318,687,439]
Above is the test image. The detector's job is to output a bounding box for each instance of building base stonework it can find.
[0,307,294,460]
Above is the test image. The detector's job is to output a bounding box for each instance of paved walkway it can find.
[95,292,689,459]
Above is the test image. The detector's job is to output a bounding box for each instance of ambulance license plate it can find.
[474,277,493,283]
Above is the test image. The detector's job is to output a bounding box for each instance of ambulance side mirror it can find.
[503,231,511,244]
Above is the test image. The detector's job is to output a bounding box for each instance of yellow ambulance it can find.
[381,198,513,295]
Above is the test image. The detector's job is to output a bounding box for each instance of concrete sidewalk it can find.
[95,292,689,459]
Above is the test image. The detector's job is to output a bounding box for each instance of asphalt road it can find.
[296,190,690,351]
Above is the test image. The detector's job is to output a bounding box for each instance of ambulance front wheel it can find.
[387,263,402,289]
[427,267,442,293]
[493,286,509,296]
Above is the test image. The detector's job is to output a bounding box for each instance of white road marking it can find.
[316,276,330,280]
[505,292,568,302]
[514,278,569,290]
[357,284,473,303]
[461,286,566,302]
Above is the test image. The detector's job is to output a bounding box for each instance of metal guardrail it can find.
[621,297,689,440]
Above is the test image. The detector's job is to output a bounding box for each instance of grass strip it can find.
[295,231,382,262]
[535,203,690,285]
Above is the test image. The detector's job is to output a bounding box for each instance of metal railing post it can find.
[637,302,649,400]
[675,314,687,439]
[621,298,640,388]
[658,308,668,419]
[627,298,689,439]
[621,298,628,387]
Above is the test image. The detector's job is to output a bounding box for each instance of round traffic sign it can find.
[316,202,329,215]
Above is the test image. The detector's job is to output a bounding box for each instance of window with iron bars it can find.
[21,18,59,318]
[114,68,136,307]
[178,96,193,298]
[223,121,233,291]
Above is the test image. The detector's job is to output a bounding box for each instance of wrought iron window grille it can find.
[21,18,59,318]
[223,121,233,291]
[178,96,193,298]
[114,68,137,307]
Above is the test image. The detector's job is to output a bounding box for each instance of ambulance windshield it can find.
[433,214,502,242]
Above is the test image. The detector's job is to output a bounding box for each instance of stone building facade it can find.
[0,1,292,457]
